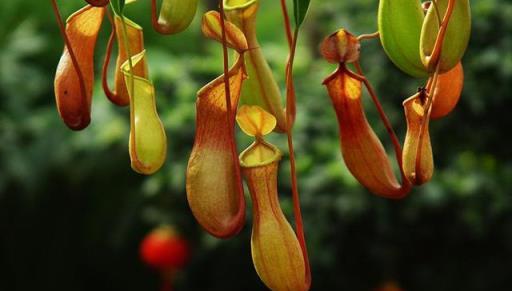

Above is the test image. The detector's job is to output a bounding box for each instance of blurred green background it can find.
[1,0,512,290]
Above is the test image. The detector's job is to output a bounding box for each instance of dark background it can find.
[1,0,511,290]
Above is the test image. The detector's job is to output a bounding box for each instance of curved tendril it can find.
[50,0,88,117]
[101,10,123,105]
[85,0,110,7]
[280,0,293,49]
[151,0,168,35]
[353,62,412,196]
[426,0,455,68]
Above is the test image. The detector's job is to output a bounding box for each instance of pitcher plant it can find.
[48,0,471,289]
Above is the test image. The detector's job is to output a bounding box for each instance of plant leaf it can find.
[293,0,311,28]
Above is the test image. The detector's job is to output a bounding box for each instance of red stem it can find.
[353,62,411,197]
[416,0,456,176]
[353,62,403,169]
[219,3,232,127]
[415,63,440,176]
[101,10,124,105]
[285,29,299,127]
[280,0,293,49]
[219,0,246,222]
[426,0,456,68]
[282,3,311,286]
[286,130,312,289]
[50,0,88,117]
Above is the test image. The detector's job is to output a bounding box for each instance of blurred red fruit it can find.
[140,226,190,270]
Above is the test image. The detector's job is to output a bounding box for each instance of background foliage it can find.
[1,0,511,290]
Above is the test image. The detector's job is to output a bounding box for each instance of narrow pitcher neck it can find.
[224,0,259,46]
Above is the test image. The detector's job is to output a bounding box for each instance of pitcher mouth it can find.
[224,0,257,11]
[239,141,282,168]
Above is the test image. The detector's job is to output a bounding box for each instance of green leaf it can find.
[293,0,311,28]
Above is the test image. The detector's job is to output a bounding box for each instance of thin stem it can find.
[280,0,293,49]
[285,28,299,127]
[219,1,232,123]
[425,76,433,91]
[284,28,311,289]
[415,62,440,175]
[357,31,380,42]
[415,0,456,177]
[278,0,311,284]
[50,0,88,115]
[286,130,312,288]
[113,3,140,164]
[101,10,122,104]
[120,18,135,91]
[427,0,455,68]
[219,0,245,210]
[353,62,408,181]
